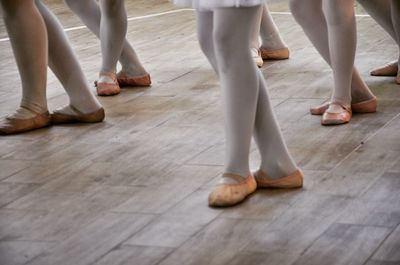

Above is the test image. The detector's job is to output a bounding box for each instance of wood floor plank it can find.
[93,245,174,265]
[0,240,54,265]
[292,223,391,265]
[1,1,400,264]
[372,224,400,263]
[25,213,154,265]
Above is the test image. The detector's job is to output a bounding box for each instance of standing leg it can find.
[213,6,260,179]
[322,0,356,109]
[0,0,51,134]
[290,0,375,113]
[64,0,148,78]
[259,4,290,60]
[35,0,102,116]
[95,0,127,96]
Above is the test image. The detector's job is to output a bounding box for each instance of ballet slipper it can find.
[0,109,50,135]
[311,97,377,115]
[51,105,105,124]
[260,47,290,60]
[116,71,152,87]
[321,103,352,126]
[252,49,263,68]
[253,169,303,189]
[95,71,120,96]
[370,62,398,76]
[208,174,257,207]
[351,97,377,113]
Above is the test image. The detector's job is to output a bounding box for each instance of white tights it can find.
[197,6,297,180]
[1,0,101,117]
[250,4,287,52]
[357,0,400,67]
[290,0,375,109]
[64,0,147,77]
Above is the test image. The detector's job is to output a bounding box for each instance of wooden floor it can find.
[1,1,400,264]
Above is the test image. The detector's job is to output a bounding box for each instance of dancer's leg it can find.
[254,70,297,179]
[196,11,218,73]
[391,0,400,82]
[212,6,260,178]
[357,0,396,40]
[358,0,399,76]
[35,0,102,114]
[64,0,147,77]
[0,0,48,116]
[250,6,263,67]
[322,0,356,108]
[259,4,287,50]
[98,0,127,83]
[290,0,374,103]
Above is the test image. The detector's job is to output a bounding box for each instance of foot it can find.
[259,46,289,61]
[321,103,352,126]
[116,70,152,87]
[251,48,263,68]
[311,97,377,115]
[0,107,50,135]
[370,61,398,76]
[208,174,257,207]
[254,169,303,189]
[51,105,105,124]
[95,72,120,96]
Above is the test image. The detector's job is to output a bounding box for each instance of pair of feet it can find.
[310,97,377,126]
[252,46,290,68]
[95,70,152,96]
[208,168,303,207]
[370,61,400,84]
[0,105,105,135]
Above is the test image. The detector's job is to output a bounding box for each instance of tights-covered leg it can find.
[197,7,297,181]
[322,0,356,108]
[98,0,127,83]
[35,0,102,114]
[259,4,287,50]
[391,0,400,82]
[358,0,399,77]
[1,0,48,118]
[64,0,147,77]
[290,0,375,105]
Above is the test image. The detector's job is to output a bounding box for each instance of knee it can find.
[322,0,354,26]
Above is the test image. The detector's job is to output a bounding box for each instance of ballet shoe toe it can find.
[208,175,257,207]
[321,103,352,126]
[96,72,120,96]
[0,111,50,135]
